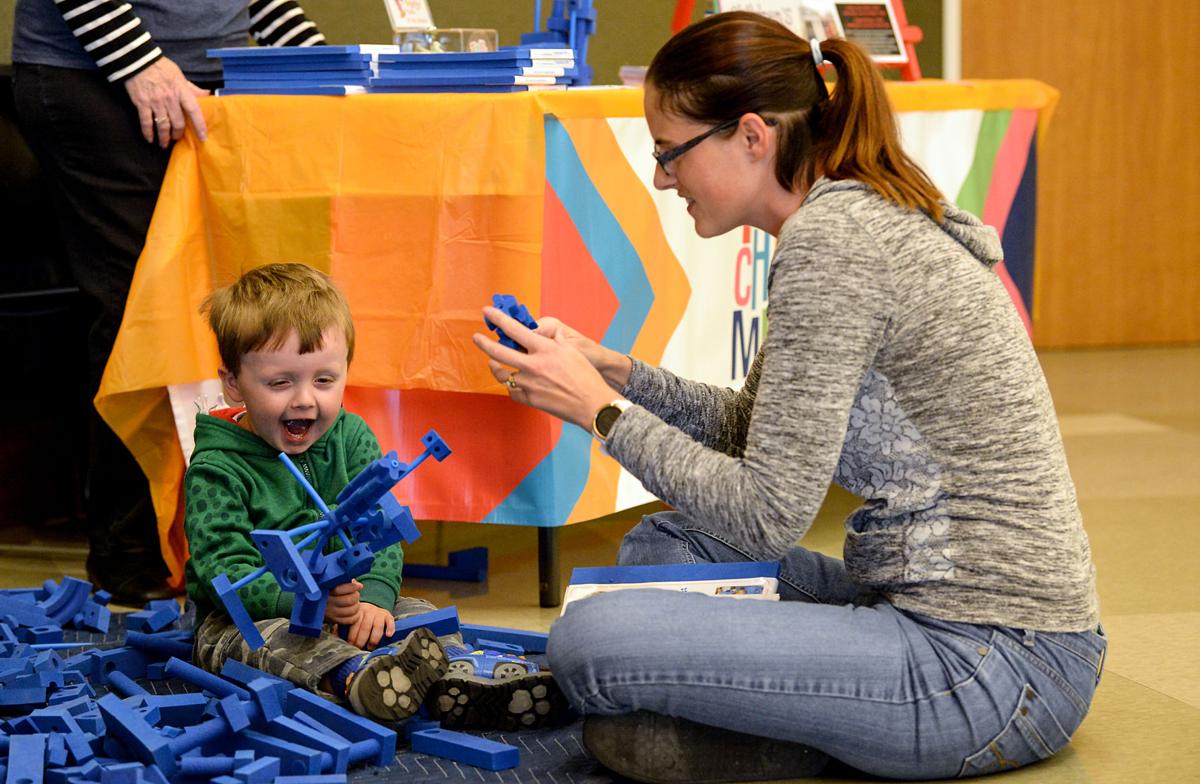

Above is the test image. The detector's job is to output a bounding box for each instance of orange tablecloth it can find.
[97,81,1058,586]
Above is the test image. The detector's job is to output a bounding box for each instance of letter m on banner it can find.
[731,311,760,380]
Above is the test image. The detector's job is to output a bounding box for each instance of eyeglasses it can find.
[651,116,780,176]
[652,117,741,176]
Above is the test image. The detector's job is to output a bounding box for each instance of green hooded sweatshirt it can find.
[184,409,403,624]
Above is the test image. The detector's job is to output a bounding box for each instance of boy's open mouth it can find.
[283,419,314,443]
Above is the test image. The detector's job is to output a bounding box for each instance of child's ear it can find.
[218,366,243,404]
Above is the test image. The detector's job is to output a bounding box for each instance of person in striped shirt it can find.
[10,0,326,604]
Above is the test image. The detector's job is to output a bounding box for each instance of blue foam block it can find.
[8,733,49,784]
[460,624,548,654]
[284,689,396,767]
[410,728,519,770]
[402,548,487,582]
[376,606,459,646]
[569,561,781,585]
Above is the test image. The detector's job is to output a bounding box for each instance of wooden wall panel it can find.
[963,1,1200,347]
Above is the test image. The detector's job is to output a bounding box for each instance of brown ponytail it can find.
[647,11,944,222]
[815,39,943,221]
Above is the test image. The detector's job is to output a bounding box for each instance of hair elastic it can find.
[809,38,824,67]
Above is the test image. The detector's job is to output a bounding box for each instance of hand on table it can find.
[345,601,396,651]
[473,306,620,430]
[324,579,363,626]
[124,56,209,147]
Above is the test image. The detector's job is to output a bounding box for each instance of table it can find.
[97,81,1058,605]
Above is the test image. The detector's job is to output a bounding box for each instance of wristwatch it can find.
[592,399,632,443]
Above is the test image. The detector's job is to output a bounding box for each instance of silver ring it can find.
[155,117,170,125]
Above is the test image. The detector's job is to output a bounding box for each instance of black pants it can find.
[11,63,172,570]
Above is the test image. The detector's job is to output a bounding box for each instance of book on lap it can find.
[560,562,782,614]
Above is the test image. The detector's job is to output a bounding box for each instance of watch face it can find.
[596,405,623,438]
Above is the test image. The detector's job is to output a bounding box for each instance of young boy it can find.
[184,263,448,722]
[186,263,570,729]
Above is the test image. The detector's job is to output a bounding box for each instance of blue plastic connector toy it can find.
[211,430,451,649]
[485,294,538,352]
[522,0,596,85]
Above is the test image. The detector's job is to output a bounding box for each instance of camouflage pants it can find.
[193,596,461,700]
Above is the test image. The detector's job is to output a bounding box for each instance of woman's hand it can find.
[473,306,622,430]
[534,316,633,391]
[344,602,396,651]
[123,56,209,147]
[324,579,362,626]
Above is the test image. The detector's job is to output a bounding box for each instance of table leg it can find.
[538,527,561,608]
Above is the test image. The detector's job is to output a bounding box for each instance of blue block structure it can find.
[0,582,575,780]
[471,638,525,655]
[374,606,460,647]
[73,600,112,633]
[485,293,539,351]
[125,631,193,662]
[284,690,396,767]
[124,602,181,634]
[95,693,176,772]
[99,761,146,784]
[236,730,322,777]
[212,430,451,650]
[0,595,51,626]
[92,647,151,683]
[520,0,596,85]
[267,714,351,774]
[20,624,64,645]
[410,728,519,770]
[232,755,281,783]
[460,623,549,654]
[8,732,49,784]
[402,547,488,582]
[38,578,92,625]
[142,693,209,726]
[403,716,442,739]
[219,658,290,690]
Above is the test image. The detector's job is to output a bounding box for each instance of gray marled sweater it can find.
[607,179,1099,632]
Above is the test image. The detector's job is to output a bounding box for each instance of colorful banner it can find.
[96,82,1058,586]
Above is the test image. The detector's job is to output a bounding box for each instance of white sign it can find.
[718,0,908,64]
[383,0,434,32]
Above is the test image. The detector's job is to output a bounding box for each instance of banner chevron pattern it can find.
[92,83,1058,585]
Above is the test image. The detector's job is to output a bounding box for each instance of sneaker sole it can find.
[426,671,571,731]
[348,627,447,722]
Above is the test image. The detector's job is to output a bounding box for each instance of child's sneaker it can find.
[346,627,447,722]
[426,646,571,730]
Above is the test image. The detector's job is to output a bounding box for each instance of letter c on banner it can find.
[734,247,752,306]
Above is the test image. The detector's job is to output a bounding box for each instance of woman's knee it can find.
[549,593,637,669]
[616,511,694,566]
[548,592,655,712]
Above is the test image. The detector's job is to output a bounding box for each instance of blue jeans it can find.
[548,512,1106,779]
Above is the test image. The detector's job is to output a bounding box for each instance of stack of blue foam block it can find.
[209,44,398,95]
[208,45,577,96]
[370,47,575,93]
